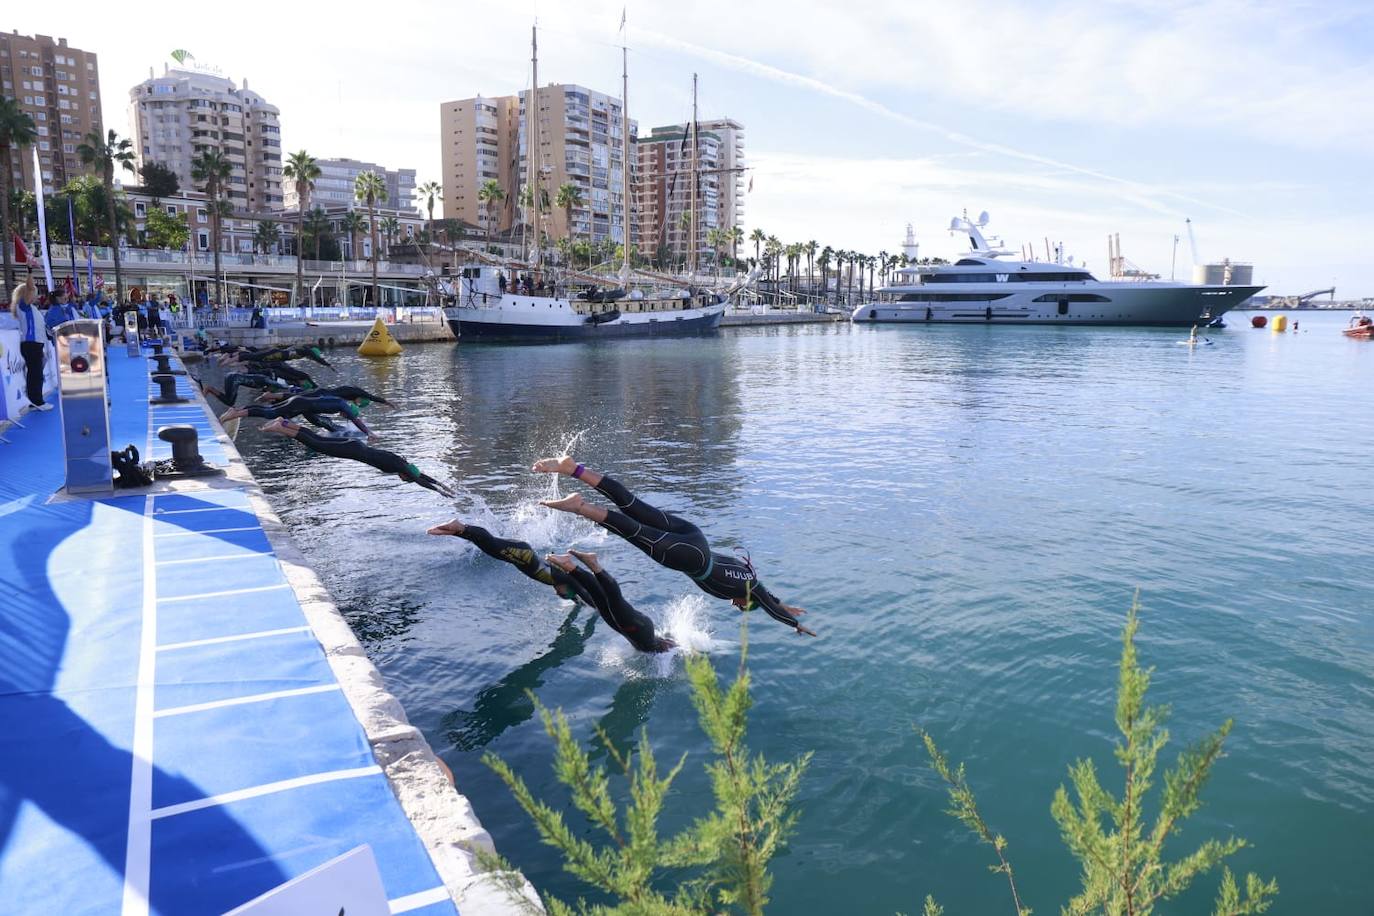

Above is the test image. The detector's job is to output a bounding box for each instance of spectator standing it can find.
[45,288,79,331]
[10,274,53,411]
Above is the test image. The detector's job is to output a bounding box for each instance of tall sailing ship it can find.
[442,25,728,342]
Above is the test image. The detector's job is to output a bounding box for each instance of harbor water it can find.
[236,310,1374,913]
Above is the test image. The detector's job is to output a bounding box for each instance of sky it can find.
[15,0,1374,295]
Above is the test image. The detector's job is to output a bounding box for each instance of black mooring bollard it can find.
[158,425,205,470]
[148,353,186,375]
[149,374,190,404]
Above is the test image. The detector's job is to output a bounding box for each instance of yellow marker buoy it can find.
[1271,314,1288,332]
[357,317,403,356]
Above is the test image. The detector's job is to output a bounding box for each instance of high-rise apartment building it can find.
[0,32,103,196]
[440,85,634,247]
[634,119,744,267]
[283,157,417,213]
[129,66,283,212]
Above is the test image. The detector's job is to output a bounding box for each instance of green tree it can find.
[339,209,367,262]
[145,208,190,250]
[301,206,332,261]
[354,170,386,306]
[283,150,321,304]
[728,226,744,268]
[138,161,180,201]
[921,598,1278,916]
[438,218,463,252]
[8,187,36,241]
[478,179,506,255]
[77,128,136,305]
[416,179,442,243]
[190,148,231,305]
[379,216,401,257]
[0,98,38,290]
[253,219,281,255]
[749,227,765,266]
[554,182,584,245]
[485,631,809,916]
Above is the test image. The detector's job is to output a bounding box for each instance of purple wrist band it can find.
[572,464,585,479]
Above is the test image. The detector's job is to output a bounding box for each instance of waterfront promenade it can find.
[0,342,521,914]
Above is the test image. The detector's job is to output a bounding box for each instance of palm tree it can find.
[749,227,765,266]
[728,226,744,268]
[190,148,231,305]
[0,99,38,291]
[416,180,441,243]
[477,179,505,254]
[253,219,281,254]
[379,216,401,257]
[283,150,320,304]
[339,209,367,261]
[302,207,331,260]
[805,240,818,297]
[818,246,832,304]
[705,227,724,277]
[354,170,386,307]
[77,129,136,305]
[554,182,584,245]
[877,249,889,286]
[439,218,464,252]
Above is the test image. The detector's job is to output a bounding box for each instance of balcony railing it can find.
[46,244,428,275]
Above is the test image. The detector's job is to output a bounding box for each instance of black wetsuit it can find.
[242,345,332,368]
[587,475,803,631]
[213,372,290,407]
[287,384,391,406]
[292,427,451,495]
[565,565,672,653]
[244,360,316,389]
[239,395,366,434]
[452,525,596,604]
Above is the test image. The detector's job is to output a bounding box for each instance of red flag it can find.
[64,276,77,298]
[13,233,30,264]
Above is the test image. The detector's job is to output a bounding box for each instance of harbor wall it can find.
[192,376,537,913]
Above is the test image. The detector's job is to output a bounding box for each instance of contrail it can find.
[635,28,1244,219]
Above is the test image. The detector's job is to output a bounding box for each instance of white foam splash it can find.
[595,593,719,678]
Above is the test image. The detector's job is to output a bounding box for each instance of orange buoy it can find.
[1251,315,1267,328]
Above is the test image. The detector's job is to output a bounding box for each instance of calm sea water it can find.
[238,310,1374,913]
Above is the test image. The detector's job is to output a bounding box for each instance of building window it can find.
[135,202,146,217]
[196,208,207,223]
[197,231,209,250]
[167,205,178,216]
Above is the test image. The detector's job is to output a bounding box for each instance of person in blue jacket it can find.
[44,287,79,331]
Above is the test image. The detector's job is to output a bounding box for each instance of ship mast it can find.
[689,72,698,281]
[530,25,542,270]
[620,37,631,285]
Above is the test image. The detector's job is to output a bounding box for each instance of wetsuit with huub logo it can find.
[588,475,803,631]
[292,427,450,495]
[448,525,596,605]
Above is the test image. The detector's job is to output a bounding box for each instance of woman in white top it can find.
[9,274,53,410]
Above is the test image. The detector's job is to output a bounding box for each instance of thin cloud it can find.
[635,28,1246,220]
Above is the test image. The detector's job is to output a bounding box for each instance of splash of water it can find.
[595,593,719,679]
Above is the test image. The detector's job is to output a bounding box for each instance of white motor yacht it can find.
[852,214,1262,327]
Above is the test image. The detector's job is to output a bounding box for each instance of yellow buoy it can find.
[1271,314,1288,332]
[357,317,403,356]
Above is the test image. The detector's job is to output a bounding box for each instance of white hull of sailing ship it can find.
[442,272,726,342]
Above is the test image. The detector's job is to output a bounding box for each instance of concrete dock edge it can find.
[186,373,541,914]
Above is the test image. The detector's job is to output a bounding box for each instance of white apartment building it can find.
[283,157,417,213]
[128,65,283,212]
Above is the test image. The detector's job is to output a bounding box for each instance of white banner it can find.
[0,329,30,421]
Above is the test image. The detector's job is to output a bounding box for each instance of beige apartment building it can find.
[0,32,103,196]
[634,118,745,268]
[440,84,634,248]
[128,66,283,212]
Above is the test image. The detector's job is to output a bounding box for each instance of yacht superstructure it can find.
[852,215,1262,327]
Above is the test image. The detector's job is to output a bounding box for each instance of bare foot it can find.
[540,493,585,513]
[544,553,576,572]
[426,519,466,536]
[569,548,601,572]
[260,417,290,436]
[532,455,577,475]
[219,407,245,421]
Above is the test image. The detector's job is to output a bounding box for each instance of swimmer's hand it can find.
[795,624,818,637]
[783,603,807,616]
